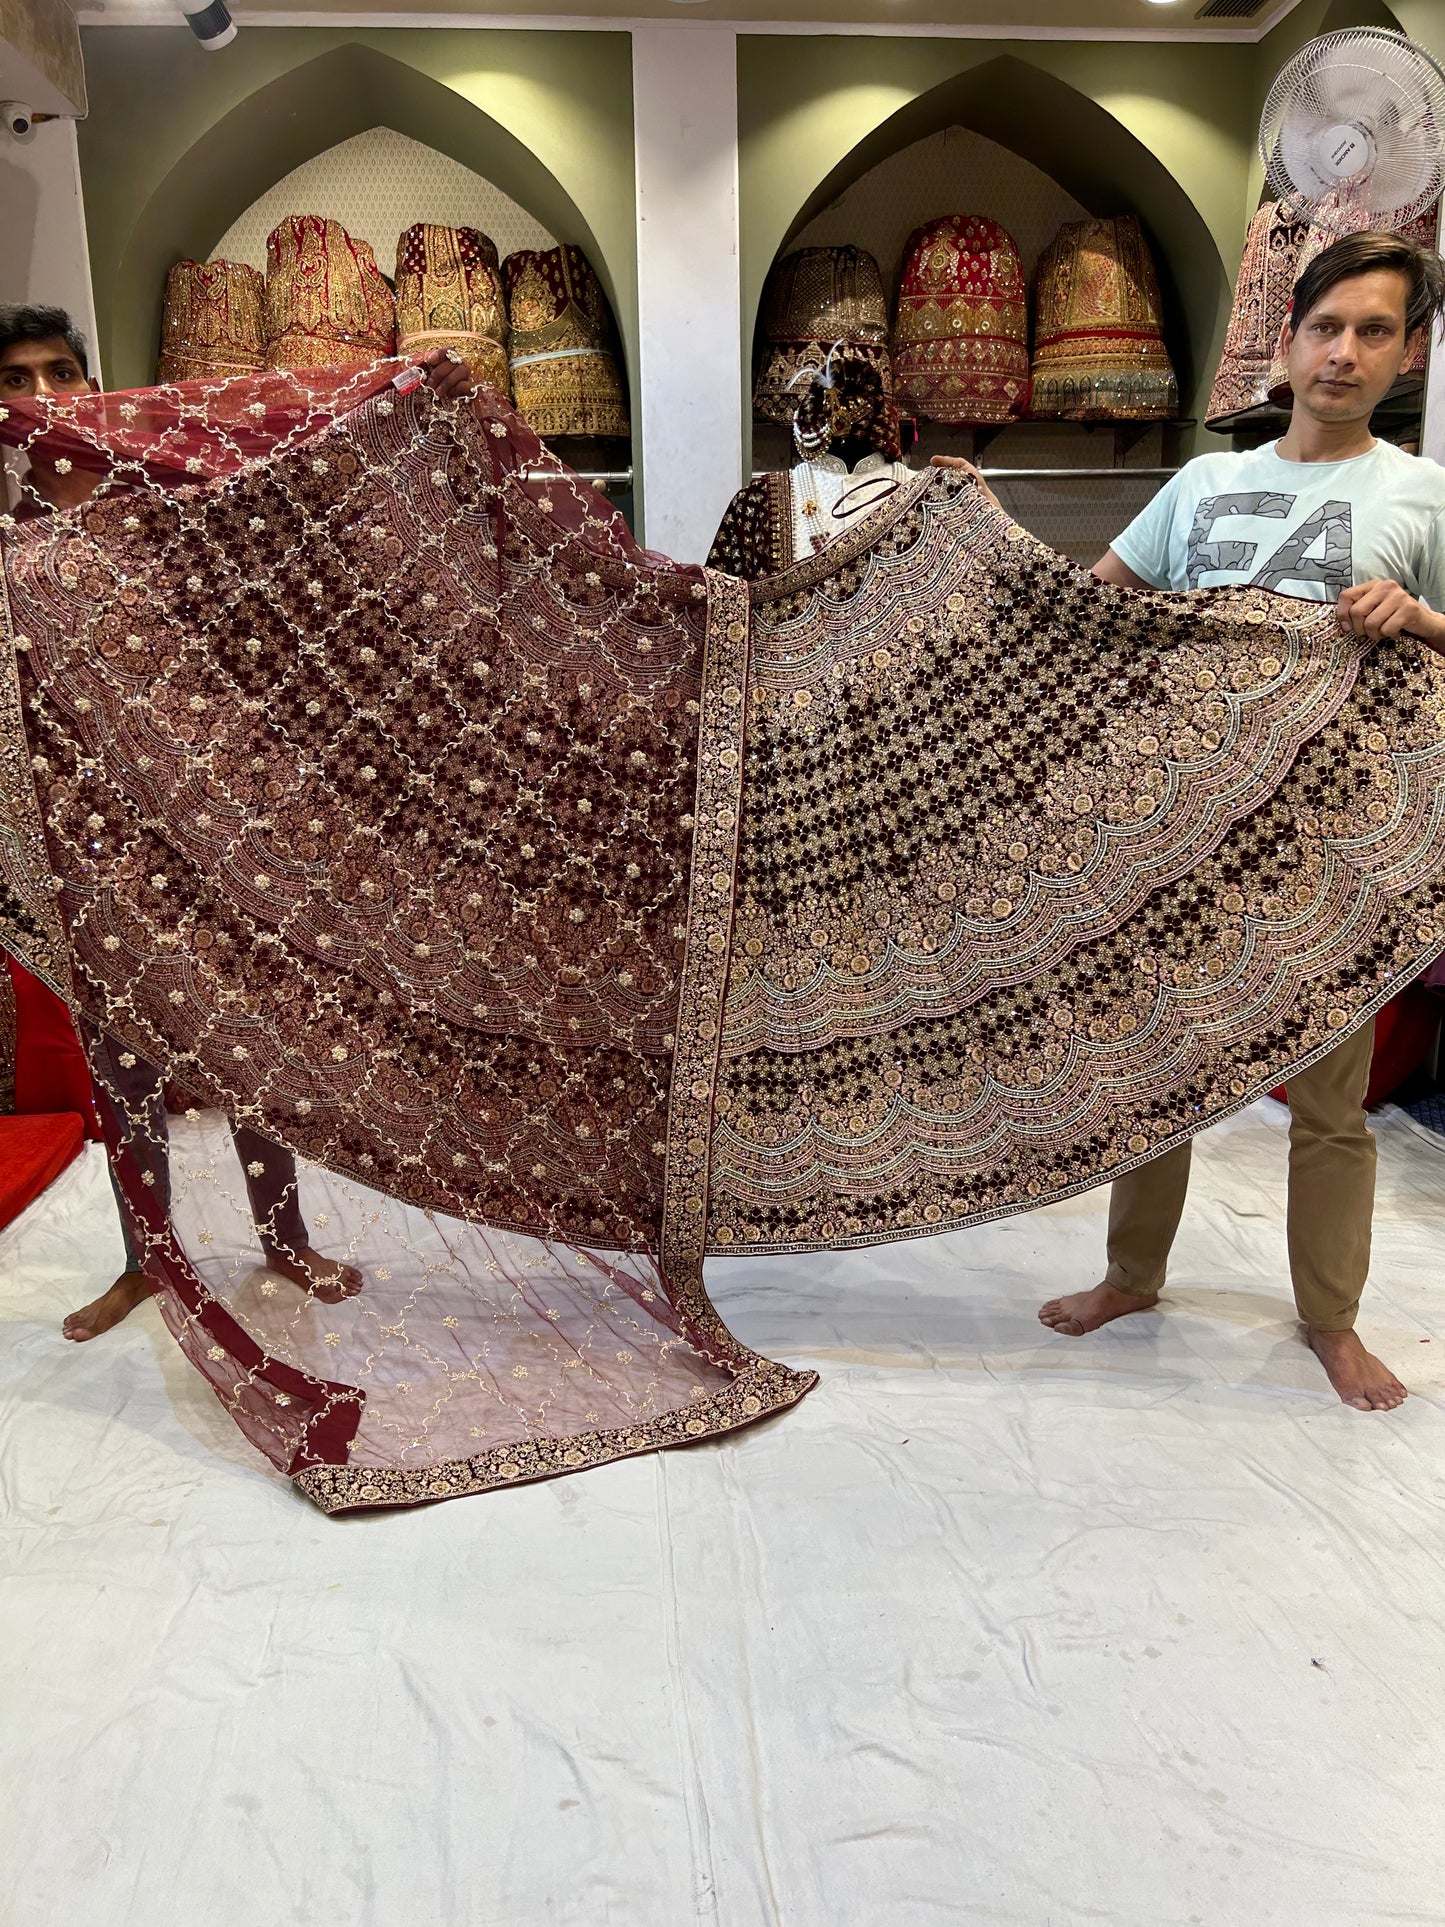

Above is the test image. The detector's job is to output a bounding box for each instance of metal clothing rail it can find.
[749,467,1179,482]
[518,468,634,487]
[980,467,1178,480]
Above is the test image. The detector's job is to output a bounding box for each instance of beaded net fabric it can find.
[157,259,267,386]
[264,216,397,373]
[3,372,1445,1512]
[1031,215,1178,421]
[395,223,511,402]
[892,215,1032,427]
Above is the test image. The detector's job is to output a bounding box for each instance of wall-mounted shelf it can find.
[919,417,1195,466]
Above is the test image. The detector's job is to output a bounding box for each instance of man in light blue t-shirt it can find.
[1035,230,1445,1413]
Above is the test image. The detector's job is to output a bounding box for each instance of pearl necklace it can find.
[791,453,907,557]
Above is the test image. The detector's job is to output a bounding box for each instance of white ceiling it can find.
[75,0,1308,37]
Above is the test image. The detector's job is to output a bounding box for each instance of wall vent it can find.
[1195,0,1271,17]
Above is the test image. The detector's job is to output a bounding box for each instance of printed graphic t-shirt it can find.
[1112,438,1445,608]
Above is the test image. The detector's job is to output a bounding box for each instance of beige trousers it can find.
[1104,1018,1377,1332]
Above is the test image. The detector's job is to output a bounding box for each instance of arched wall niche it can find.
[77,26,638,399]
[737,40,1253,455]
[747,55,1233,442]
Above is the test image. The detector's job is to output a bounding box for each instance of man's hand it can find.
[1337,578,1445,654]
[418,346,479,402]
[929,454,1001,511]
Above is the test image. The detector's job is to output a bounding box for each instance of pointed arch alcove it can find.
[743,52,1236,445]
[77,26,638,445]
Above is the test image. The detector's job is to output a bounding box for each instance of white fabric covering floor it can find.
[3,1101,1443,1927]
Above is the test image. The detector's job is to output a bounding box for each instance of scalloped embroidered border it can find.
[291,1357,814,1514]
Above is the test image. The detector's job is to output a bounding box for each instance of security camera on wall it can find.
[1,103,35,142]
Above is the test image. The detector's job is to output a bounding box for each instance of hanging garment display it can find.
[502,244,629,439]
[3,374,1444,1512]
[157,259,267,385]
[892,215,1032,426]
[752,246,900,459]
[708,453,912,580]
[1205,201,1314,426]
[263,215,396,373]
[1030,215,1178,420]
[395,223,511,401]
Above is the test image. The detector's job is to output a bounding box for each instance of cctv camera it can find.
[1,103,34,141]
[178,1,237,50]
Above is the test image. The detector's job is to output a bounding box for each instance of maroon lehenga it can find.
[3,367,1444,1511]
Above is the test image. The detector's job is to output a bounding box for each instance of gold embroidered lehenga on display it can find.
[3,370,1444,1512]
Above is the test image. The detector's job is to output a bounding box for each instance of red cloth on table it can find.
[7,955,100,1137]
[0,1111,85,1229]
[1270,983,1440,1110]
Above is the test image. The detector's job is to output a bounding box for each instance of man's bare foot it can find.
[262,1245,363,1305]
[1038,1280,1160,1336]
[1307,1327,1408,1412]
[62,1270,154,1342]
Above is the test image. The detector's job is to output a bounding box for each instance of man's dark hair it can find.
[0,304,90,376]
[1292,230,1445,340]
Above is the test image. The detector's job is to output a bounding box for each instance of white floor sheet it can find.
[2,1102,1443,1927]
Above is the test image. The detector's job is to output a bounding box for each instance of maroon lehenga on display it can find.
[3,367,1444,1511]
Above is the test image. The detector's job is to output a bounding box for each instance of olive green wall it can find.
[1391,1,1445,55]
[77,26,637,404]
[736,38,1256,453]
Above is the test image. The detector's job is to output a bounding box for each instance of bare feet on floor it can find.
[62,1269,154,1342]
[1038,1280,1160,1336]
[1307,1327,1408,1412]
[262,1244,363,1304]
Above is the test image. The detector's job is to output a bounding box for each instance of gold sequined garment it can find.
[753,247,901,460]
[158,259,266,386]
[1031,216,1178,421]
[264,215,396,373]
[502,245,629,440]
[395,223,511,401]
[3,380,1443,1514]
[893,215,1031,426]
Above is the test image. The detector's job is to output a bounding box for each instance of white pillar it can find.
[1422,200,1445,467]
[631,24,741,564]
[0,116,99,379]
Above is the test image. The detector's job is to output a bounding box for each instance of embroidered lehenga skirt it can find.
[3,370,1443,1510]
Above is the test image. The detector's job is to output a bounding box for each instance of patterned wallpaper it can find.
[794,124,1090,301]
[212,128,557,278]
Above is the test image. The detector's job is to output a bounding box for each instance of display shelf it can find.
[1208,382,1425,439]
[752,414,1190,481]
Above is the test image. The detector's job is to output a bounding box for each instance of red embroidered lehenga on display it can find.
[3,369,1444,1512]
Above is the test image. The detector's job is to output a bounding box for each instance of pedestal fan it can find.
[1261,26,1445,234]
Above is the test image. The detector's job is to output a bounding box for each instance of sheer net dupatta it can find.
[0,367,815,1513]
